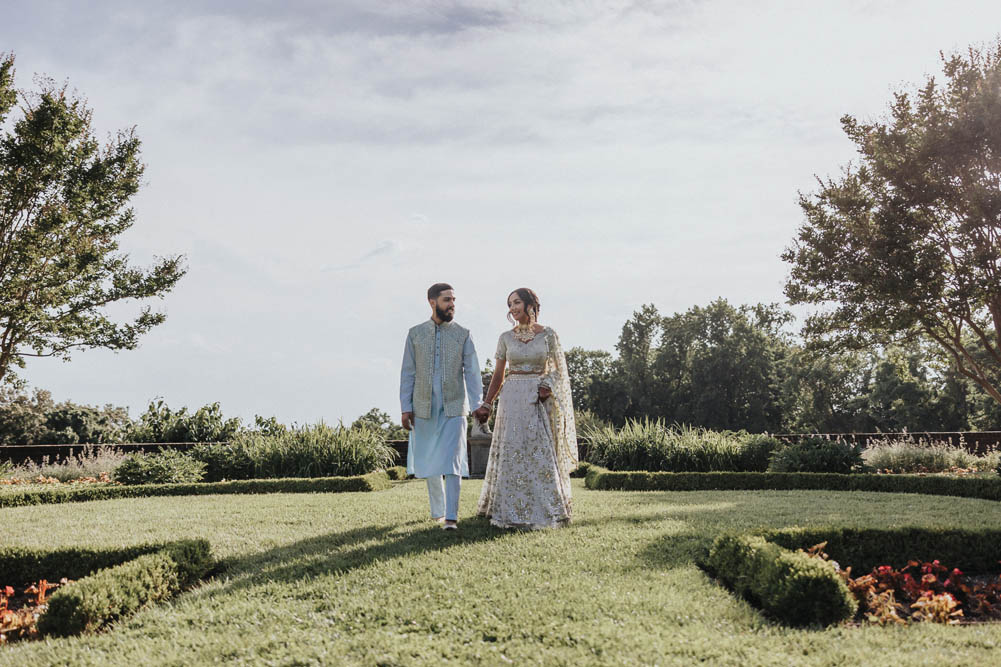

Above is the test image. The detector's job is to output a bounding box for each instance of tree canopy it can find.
[783,41,1001,406]
[568,297,1001,432]
[0,53,185,385]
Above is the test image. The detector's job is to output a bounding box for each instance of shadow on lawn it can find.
[203,515,509,597]
[571,513,717,569]
[634,531,715,569]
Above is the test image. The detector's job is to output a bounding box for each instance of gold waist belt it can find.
[508,370,543,376]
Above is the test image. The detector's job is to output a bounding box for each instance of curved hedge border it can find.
[1,539,213,637]
[583,466,1001,501]
[0,469,393,508]
[703,533,856,627]
[702,526,1001,627]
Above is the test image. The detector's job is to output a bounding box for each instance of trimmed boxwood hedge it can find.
[763,526,1001,574]
[583,466,1001,501]
[384,466,408,480]
[39,552,181,635]
[703,533,856,627]
[0,469,393,508]
[1,539,213,637]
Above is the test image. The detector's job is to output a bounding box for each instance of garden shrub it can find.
[113,448,206,485]
[0,470,393,508]
[36,539,213,636]
[189,422,396,480]
[767,437,863,473]
[736,434,781,472]
[189,441,255,482]
[704,533,857,626]
[570,461,593,478]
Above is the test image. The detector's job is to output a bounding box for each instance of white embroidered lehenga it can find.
[476,326,578,529]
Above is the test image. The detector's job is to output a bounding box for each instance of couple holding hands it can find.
[399,283,577,530]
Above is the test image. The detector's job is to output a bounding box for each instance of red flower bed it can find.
[805,542,1001,625]
[0,579,71,643]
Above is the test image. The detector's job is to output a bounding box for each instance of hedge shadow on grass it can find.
[200,515,510,601]
[635,531,719,570]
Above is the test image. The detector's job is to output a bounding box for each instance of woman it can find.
[475,288,578,529]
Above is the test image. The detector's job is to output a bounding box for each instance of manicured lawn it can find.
[3,480,1001,665]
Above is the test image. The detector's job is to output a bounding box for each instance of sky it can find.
[2,0,1000,425]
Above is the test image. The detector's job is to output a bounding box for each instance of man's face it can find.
[431,289,456,322]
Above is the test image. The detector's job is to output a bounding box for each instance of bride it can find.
[475,288,578,529]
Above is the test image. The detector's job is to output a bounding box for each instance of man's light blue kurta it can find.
[400,323,482,478]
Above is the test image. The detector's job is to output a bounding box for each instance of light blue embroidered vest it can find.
[408,320,470,419]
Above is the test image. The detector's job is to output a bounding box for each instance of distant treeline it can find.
[0,389,407,446]
[557,299,1001,433]
[5,297,1000,445]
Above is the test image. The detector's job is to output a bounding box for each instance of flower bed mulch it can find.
[0,579,72,644]
[804,542,1001,625]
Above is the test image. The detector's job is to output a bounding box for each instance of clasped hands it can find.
[472,404,491,423]
[402,387,552,430]
[471,386,551,424]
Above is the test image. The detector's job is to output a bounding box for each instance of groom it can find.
[400,283,489,530]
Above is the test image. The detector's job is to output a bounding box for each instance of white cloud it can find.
[6,0,1001,422]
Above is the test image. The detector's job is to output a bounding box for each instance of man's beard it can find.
[435,305,454,322]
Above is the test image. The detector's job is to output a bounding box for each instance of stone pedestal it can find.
[468,432,492,479]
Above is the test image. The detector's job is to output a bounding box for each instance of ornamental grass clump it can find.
[863,436,997,474]
[582,420,746,472]
[3,445,129,482]
[192,422,396,480]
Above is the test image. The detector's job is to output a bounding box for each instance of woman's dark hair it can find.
[427,282,453,300]
[508,287,541,321]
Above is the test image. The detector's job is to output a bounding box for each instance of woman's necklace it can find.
[512,323,537,343]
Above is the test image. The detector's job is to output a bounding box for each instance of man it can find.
[400,283,489,530]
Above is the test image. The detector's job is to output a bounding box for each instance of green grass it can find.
[4,481,1001,665]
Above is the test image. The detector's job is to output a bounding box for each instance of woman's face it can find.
[508,292,529,323]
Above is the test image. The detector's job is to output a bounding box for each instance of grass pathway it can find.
[3,480,1001,665]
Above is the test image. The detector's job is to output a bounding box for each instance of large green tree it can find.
[783,41,1001,409]
[658,299,791,432]
[0,54,185,385]
[564,347,614,415]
